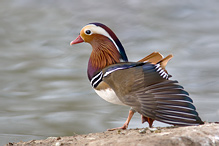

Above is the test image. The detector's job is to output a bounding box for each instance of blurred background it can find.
[0,0,219,144]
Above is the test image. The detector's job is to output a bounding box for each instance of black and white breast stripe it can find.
[90,71,103,88]
[90,66,127,88]
[155,64,169,79]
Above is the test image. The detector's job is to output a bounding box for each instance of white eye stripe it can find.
[83,24,121,54]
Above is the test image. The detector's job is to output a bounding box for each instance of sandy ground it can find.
[6,123,219,146]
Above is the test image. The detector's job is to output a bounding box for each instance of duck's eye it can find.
[85,30,92,35]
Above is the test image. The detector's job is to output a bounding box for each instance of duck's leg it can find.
[141,115,154,128]
[108,109,135,131]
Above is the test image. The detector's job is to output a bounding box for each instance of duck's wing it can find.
[102,62,204,126]
[138,52,164,63]
[138,52,173,74]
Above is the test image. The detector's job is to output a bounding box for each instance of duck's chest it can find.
[94,88,125,105]
[88,65,126,106]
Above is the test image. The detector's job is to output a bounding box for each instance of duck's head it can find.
[70,22,128,62]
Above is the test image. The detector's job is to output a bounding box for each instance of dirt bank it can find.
[6,123,219,146]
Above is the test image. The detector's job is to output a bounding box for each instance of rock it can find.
[5,123,219,146]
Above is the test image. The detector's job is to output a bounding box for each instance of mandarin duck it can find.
[70,22,204,130]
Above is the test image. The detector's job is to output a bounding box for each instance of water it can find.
[0,0,219,145]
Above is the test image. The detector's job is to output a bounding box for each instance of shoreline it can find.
[6,123,219,146]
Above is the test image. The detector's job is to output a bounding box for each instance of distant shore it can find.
[6,123,219,146]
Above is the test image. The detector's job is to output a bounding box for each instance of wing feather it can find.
[103,62,204,126]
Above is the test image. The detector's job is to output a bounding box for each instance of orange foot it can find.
[107,110,135,131]
[107,122,128,131]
